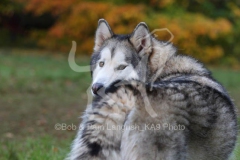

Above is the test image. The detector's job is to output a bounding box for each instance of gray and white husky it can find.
[66,19,237,160]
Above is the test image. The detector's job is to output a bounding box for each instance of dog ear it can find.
[130,22,152,56]
[94,19,113,51]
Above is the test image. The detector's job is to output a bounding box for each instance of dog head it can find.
[90,19,154,95]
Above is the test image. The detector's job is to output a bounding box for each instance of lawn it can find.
[0,49,240,160]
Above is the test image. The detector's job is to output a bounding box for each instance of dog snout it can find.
[92,83,104,95]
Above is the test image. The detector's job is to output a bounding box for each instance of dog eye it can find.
[99,61,104,67]
[117,65,127,70]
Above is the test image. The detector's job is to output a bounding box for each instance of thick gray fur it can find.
[66,19,237,160]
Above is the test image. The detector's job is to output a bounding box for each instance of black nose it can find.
[92,83,104,95]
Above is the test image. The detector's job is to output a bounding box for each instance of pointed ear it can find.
[130,22,152,55]
[94,19,113,51]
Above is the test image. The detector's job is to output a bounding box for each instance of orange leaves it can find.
[23,0,77,15]
[26,1,146,54]
[148,13,232,62]
[203,46,223,63]
[20,0,236,63]
[105,4,145,34]
[158,0,174,8]
[49,24,65,38]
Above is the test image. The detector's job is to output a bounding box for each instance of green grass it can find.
[234,137,240,160]
[0,49,240,159]
[1,137,71,160]
[0,49,91,159]
[210,68,240,111]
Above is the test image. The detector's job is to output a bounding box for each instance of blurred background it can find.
[0,0,240,159]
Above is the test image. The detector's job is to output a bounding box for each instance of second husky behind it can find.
[67,19,237,160]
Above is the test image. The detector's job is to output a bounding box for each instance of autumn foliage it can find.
[2,0,240,64]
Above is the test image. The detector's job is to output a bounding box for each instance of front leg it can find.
[121,84,189,160]
[121,107,188,160]
[66,87,136,160]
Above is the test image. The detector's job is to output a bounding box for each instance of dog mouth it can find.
[91,83,104,95]
[91,87,105,97]
[91,80,122,97]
